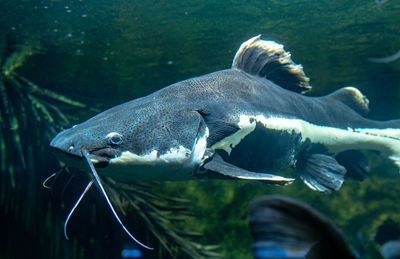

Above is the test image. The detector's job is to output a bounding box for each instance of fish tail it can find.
[371,120,400,171]
[382,120,400,170]
[355,119,400,171]
[390,155,400,171]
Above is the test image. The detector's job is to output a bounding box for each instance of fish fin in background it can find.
[202,153,294,185]
[375,221,400,259]
[248,195,357,259]
[381,241,400,259]
[335,150,370,181]
[295,153,346,193]
[324,87,370,115]
[232,35,311,94]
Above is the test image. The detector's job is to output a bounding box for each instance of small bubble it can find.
[103,57,109,61]
[184,11,188,15]
[10,26,16,30]
[66,9,71,13]
[81,31,86,35]
[53,28,58,32]
[167,60,173,65]
[66,33,72,38]
[43,5,48,9]
[81,14,87,18]
[80,40,85,44]
[64,5,69,9]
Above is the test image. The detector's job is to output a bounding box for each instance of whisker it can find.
[82,150,153,250]
[42,172,57,189]
[64,180,94,240]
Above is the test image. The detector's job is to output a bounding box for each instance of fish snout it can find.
[50,129,83,159]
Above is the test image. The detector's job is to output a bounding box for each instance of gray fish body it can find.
[51,36,400,192]
[147,69,369,173]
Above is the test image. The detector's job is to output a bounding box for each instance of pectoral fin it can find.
[197,109,240,147]
[295,154,346,193]
[203,153,294,185]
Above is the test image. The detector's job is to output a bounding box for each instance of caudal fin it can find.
[390,155,400,171]
[353,124,400,171]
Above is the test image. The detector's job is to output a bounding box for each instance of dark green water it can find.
[1,0,400,258]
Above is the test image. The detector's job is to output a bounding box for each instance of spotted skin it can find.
[50,37,400,191]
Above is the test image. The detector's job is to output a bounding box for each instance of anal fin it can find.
[295,154,346,193]
[335,150,370,181]
[203,153,294,185]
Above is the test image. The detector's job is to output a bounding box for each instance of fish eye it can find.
[106,132,123,145]
[111,135,122,144]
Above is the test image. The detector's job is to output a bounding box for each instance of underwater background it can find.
[1,0,400,258]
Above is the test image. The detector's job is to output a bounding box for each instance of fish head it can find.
[50,99,209,180]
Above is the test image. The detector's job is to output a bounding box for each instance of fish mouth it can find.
[50,145,120,169]
[89,147,121,168]
[50,139,119,169]
[50,129,121,168]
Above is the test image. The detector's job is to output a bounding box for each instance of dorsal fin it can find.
[232,35,311,94]
[327,87,370,115]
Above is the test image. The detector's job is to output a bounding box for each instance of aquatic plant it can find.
[0,36,221,259]
[0,36,90,259]
[103,178,222,258]
[0,39,86,176]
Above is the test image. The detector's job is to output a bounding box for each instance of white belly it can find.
[97,128,210,181]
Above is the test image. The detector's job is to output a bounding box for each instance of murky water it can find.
[1,0,400,258]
